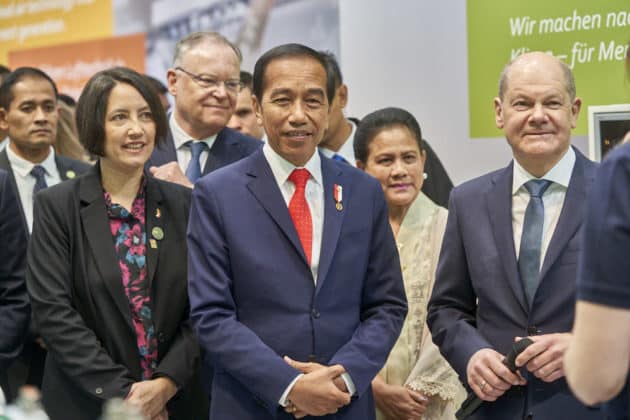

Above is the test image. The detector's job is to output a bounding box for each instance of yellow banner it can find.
[0,0,112,65]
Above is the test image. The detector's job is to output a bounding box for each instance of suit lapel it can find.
[315,155,346,293]
[539,150,589,281]
[246,150,309,267]
[144,178,164,291]
[487,163,529,314]
[79,165,133,331]
[203,128,232,175]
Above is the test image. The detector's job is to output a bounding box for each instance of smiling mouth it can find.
[123,143,146,150]
[284,131,311,139]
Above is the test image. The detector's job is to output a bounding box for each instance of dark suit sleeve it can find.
[0,173,30,372]
[27,192,134,401]
[188,181,299,415]
[427,188,492,379]
[328,180,408,397]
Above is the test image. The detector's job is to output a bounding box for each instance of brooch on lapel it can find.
[152,226,164,240]
[65,170,76,179]
[150,226,164,249]
[334,184,343,211]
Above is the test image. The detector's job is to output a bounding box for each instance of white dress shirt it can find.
[6,145,61,232]
[169,113,217,172]
[512,147,576,268]
[262,143,356,405]
[319,120,358,166]
[262,142,324,282]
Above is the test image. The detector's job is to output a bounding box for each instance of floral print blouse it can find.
[104,183,158,380]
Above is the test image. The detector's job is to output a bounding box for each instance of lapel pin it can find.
[334,183,343,211]
[151,226,164,241]
[149,239,158,249]
[66,170,76,179]
[155,208,161,218]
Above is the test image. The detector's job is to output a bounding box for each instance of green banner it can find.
[467,1,630,138]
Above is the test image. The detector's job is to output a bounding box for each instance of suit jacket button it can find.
[311,309,320,319]
[95,387,103,395]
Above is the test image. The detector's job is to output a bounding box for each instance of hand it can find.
[286,364,351,416]
[149,162,193,188]
[372,375,428,420]
[126,377,177,419]
[514,333,571,382]
[466,348,526,401]
[284,356,348,392]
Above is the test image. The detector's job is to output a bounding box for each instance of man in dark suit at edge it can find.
[0,169,30,401]
[0,67,90,399]
[427,52,602,419]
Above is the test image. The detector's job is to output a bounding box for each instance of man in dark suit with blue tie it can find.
[0,67,90,399]
[0,169,29,400]
[427,52,602,419]
[187,44,407,419]
[148,32,260,187]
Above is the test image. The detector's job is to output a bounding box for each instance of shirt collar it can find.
[6,144,57,178]
[262,142,323,188]
[169,113,218,150]
[318,120,357,164]
[512,146,575,194]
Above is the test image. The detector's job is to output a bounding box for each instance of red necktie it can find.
[288,168,312,265]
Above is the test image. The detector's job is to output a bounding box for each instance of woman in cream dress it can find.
[355,108,465,420]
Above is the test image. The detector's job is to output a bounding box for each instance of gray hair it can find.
[172,32,242,66]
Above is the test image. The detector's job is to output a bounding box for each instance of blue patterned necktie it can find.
[518,179,552,306]
[185,141,207,182]
[30,165,48,196]
[332,153,349,164]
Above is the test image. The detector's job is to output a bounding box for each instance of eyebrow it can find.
[268,87,326,97]
[107,105,151,114]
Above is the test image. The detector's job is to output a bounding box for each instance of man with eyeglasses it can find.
[148,32,261,188]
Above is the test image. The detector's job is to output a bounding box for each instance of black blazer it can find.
[147,126,262,176]
[26,165,203,420]
[0,169,30,396]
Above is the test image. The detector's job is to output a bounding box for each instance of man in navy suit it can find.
[427,52,601,419]
[0,67,90,399]
[0,169,29,399]
[148,32,260,187]
[188,44,407,419]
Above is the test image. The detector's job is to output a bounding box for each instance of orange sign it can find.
[8,33,145,99]
[0,0,113,65]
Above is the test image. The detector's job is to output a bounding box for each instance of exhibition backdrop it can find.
[1,0,339,99]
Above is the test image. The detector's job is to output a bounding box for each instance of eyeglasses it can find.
[175,67,243,93]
